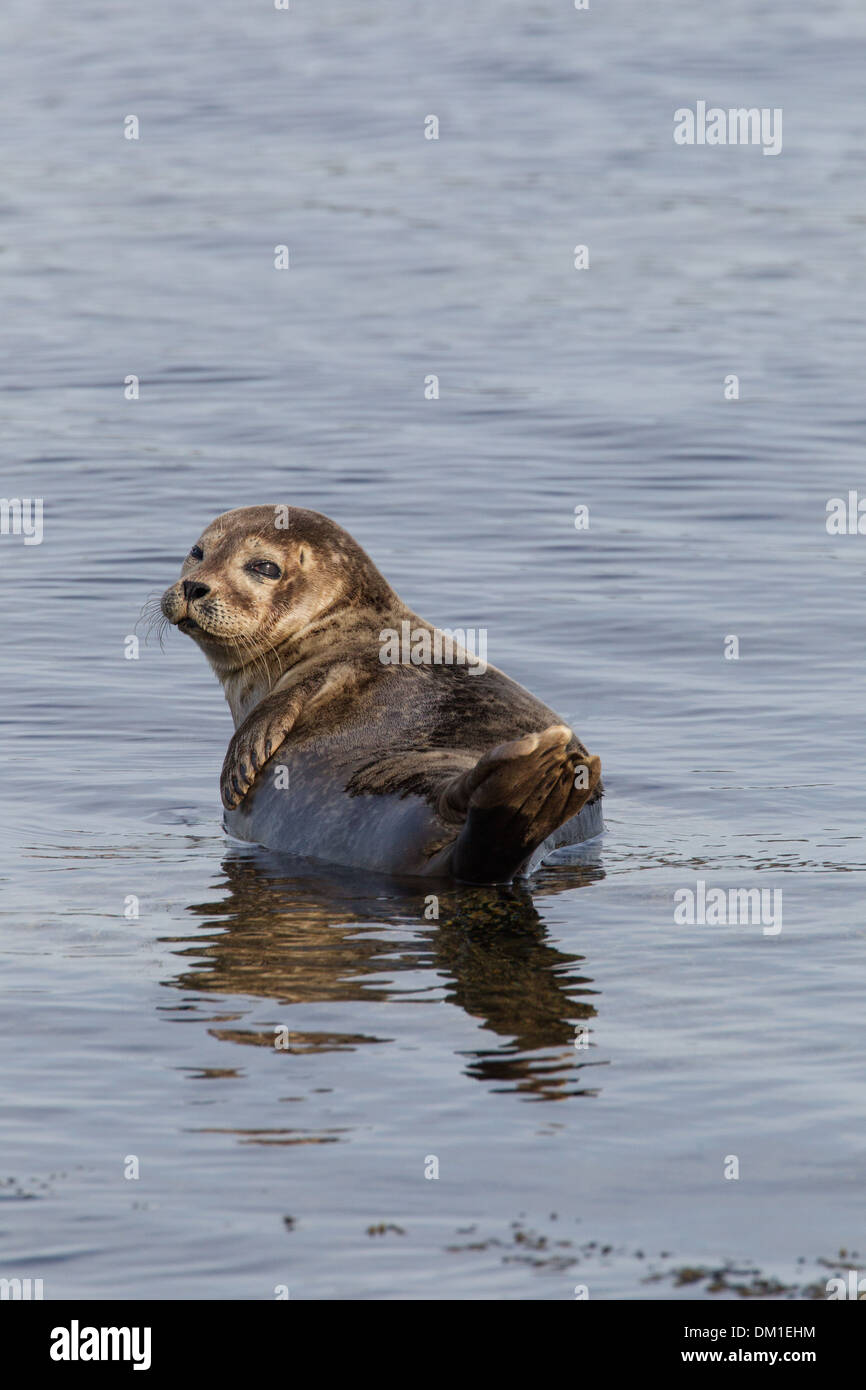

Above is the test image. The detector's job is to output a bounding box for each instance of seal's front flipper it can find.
[220,691,301,809]
[439,724,602,883]
[220,663,361,809]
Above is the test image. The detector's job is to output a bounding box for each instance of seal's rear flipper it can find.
[439,724,602,883]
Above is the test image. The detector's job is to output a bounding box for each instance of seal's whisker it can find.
[138,593,172,648]
[230,632,269,692]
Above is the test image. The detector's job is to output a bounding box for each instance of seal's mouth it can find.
[160,587,226,642]
[176,613,228,644]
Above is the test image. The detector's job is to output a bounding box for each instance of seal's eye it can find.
[247,560,281,580]
[189,544,204,561]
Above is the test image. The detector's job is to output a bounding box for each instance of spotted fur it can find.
[161,506,603,881]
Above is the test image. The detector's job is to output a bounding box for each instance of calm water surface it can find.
[1,0,864,1298]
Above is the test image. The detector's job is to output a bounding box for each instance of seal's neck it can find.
[210,600,411,729]
[217,653,288,727]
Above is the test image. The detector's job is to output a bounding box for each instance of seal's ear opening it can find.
[299,547,307,568]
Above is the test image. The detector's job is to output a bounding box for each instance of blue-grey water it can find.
[1,0,864,1300]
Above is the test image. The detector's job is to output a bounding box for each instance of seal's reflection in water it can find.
[166,848,606,1101]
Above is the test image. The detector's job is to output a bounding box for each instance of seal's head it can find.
[160,505,396,676]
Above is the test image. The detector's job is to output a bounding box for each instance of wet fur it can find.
[160,506,603,882]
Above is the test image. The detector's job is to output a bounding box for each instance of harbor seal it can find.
[159,505,603,881]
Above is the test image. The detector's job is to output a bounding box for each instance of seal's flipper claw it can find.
[440,724,602,883]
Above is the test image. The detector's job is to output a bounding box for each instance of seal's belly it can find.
[223,748,448,875]
[222,747,604,878]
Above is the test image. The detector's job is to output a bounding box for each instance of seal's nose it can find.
[183,579,210,602]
